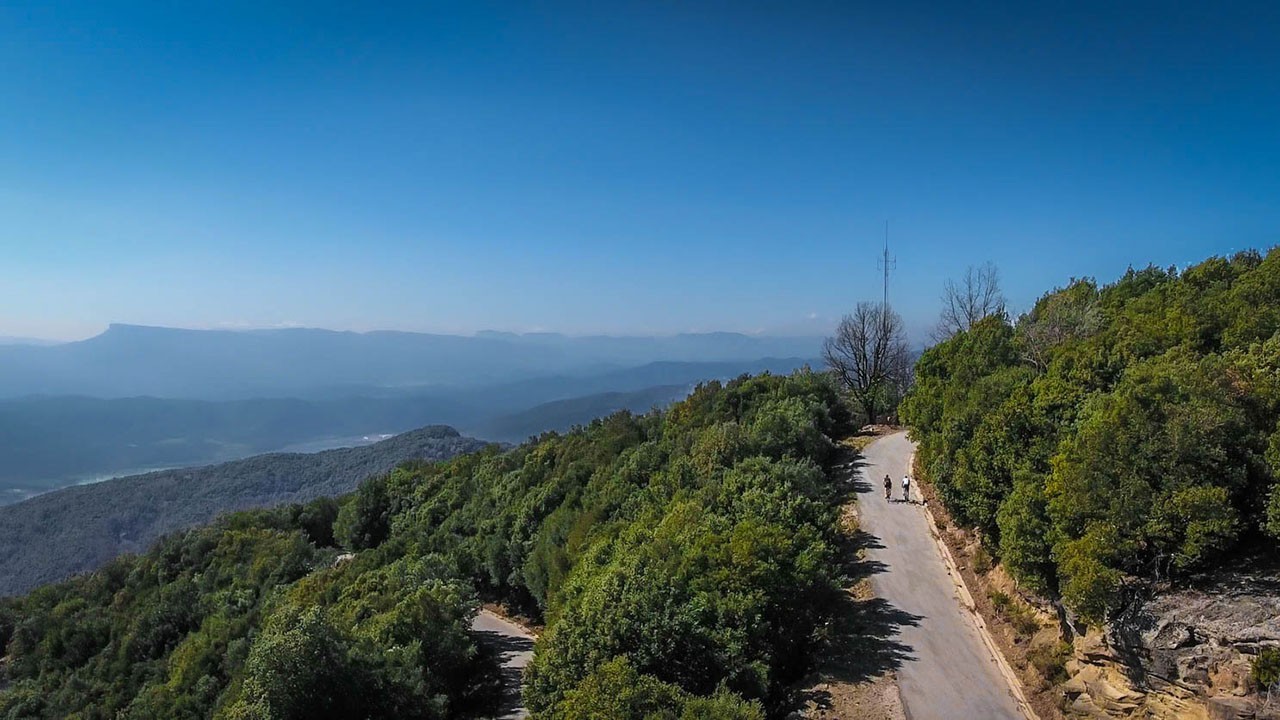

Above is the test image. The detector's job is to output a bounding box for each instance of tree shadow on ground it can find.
[837,528,888,582]
[824,523,921,679]
[788,446,923,714]
[793,556,922,713]
[467,629,534,719]
[833,453,871,496]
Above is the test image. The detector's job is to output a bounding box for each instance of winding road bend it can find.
[857,432,1026,720]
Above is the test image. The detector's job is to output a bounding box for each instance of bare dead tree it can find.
[823,302,911,425]
[935,262,1007,340]
[1018,280,1101,370]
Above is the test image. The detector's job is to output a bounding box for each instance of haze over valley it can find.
[0,324,817,503]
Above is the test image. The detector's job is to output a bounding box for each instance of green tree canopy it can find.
[903,249,1280,624]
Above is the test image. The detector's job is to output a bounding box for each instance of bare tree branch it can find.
[823,302,911,425]
[935,262,1007,341]
[1017,280,1101,370]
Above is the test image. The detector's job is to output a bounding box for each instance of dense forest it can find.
[0,371,854,718]
[902,248,1280,623]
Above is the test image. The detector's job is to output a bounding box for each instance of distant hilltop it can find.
[0,425,490,596]
[0,324,822,399]
[0,335,62,346]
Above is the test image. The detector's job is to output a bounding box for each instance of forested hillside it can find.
[902,249,1280,622]
[0,371,854,718]
[0,427,489,597]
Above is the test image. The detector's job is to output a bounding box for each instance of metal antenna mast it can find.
[878,220,896,310]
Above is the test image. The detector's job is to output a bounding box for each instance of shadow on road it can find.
[469,628,535,719]
[840,528,889,580]
[796,535,922,713]
[839,456,871,495]
[791,447,922,713]
[829,521,921,677]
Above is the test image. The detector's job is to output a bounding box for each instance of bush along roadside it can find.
[902,250,1280,625]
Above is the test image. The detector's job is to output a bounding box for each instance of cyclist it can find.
[883,474,892,500]
[902,475,911,503]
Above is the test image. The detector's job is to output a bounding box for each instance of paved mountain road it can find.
[471,610,535,719]
[857,432,1027,720]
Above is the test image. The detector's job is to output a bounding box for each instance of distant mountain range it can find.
[0,324,822,398]
[0,357,815,501]
[0,426,490,597]
[0,335,61,346]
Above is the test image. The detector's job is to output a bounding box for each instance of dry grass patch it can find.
[841,435,878,453]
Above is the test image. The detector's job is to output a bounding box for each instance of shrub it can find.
[987,589,1039,637]
[1009,605,1041,637]
[1253,647,1280,691]
[1028,641,1072,686]
[549,656,764,720]
[972,546,993,575]
[1265,483,1280,540]
[997,471,1055,595]
[334,475,393,550]
[988,589,1013,616]
[1056,526,1123,626]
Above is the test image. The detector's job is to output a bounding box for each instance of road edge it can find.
[908,449,1041,720]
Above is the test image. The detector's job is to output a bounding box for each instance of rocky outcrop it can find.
[1062,630,1210,719]
[1061,574,1280,719]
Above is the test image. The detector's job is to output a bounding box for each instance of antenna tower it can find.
[878,220,896,311]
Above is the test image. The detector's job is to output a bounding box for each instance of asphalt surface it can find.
[857,432,1026,720]
[471,610,535,719]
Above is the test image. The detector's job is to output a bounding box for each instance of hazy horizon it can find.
[4,2,1276,343]
[4,240,1269,345]
[4,321,832,345]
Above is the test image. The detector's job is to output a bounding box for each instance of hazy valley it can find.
[0,325,816,504]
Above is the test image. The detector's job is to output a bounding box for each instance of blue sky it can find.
[2,1,1277,342]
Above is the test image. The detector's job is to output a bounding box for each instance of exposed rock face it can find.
[1062,575,1280,719]
[1063,629,1210,719]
